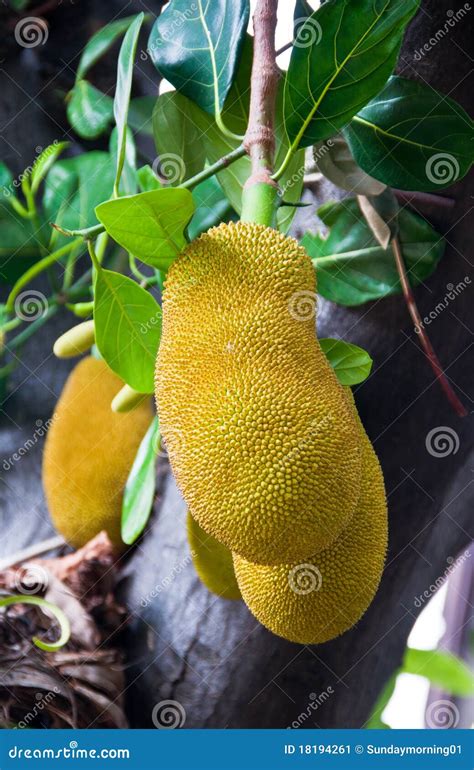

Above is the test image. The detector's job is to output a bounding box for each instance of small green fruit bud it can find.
[53,320,95,358]
[111,384,150,413]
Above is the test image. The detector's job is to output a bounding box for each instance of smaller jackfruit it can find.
[233,395,387,644]
[53,320,95,358]
[43,356,152,550]
[187,511,241,600]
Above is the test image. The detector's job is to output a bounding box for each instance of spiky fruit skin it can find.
[233,400,387,645]
[43,357,152,550]
[187,512,241,600]
[156,222,361,564]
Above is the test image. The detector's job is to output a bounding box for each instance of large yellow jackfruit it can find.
[187,511,241,600]
[233,397,387,644]
[156,222,361,564]
[43,356,152,550]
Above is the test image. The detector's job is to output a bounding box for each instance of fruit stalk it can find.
[241,0,280,227]
[391,236,467,417]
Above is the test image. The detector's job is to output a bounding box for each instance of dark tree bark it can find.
[0,0,472,729]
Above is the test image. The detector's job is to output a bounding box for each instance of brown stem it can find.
[393,190,455,211]
[392,236,467,417]
[244,0,279,185]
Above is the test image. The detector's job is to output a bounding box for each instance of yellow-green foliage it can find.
[156,222,361,564]
[43,356,152,550]
[187,512,241,600]
[233,395,387,644]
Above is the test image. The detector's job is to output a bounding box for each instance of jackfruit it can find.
[156,221,361,564]
[233,396,387,644]
[43,356,152,549]
[187,511,241,600]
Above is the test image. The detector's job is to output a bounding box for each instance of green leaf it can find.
[148,0,250,117]
[109,126,137,195]
[122,416,159,545]
[128,96,156,135]
[188,176,235,241]
[76,15,143,81]
[314,134,386,195]
[403,648,474,697]
[0,162,13,196]
[0,205,38,284]
[67,80,114,139]
[294,0,314,28]
[320,338,373,385]
[94,268,161,392]
[95,188,195,270]
[302,198,445,306]
[284,0,419,150]
[137,165,162,192]
[344,76,474,192]
[30,142,69,194]
[43,151,115,248]
[153,91,208,184]
[113,13,144,196]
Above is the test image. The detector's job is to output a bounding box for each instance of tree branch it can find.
[391,236,467,417]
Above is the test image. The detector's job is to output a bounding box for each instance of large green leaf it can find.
[94,268,161,392]
[109,126,137,196]
[43,151,115,249]
[302,198,445,306]
[188,176,235,240]
[284,0,419,150]
[128,96,156,136]
[76,15,142,80]
[320,338,373,385]
[148,0,250,117]
[404,648,474,697]
[67,80,114,139]
[153,91,208,184]
[122,416,159,545]
[344,76,474,192]
[113,13,144,196]
[95,188,194,270]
